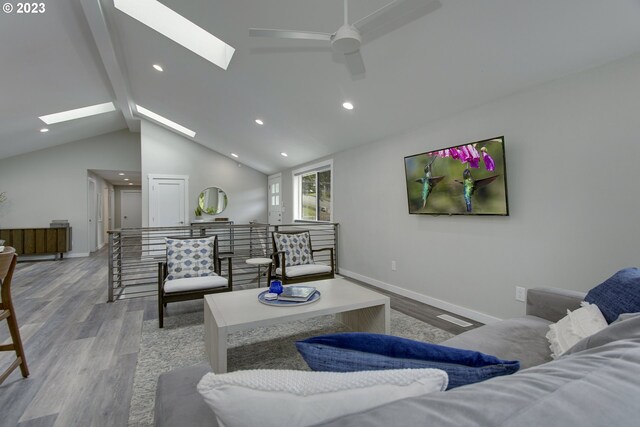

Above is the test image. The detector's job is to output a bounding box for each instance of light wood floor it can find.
[0,249,481,426]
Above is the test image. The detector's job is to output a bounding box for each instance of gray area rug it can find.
[128,309,454,426]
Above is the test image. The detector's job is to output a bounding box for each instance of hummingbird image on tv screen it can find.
[415,157,444,209]
[457,168,499,212]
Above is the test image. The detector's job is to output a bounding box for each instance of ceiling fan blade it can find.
[353,0,441,36]
[344,50,366,76]
[249,28,332,41]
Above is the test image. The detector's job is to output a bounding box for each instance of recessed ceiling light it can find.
[118,173,125,176]
[135,105,196,138]
[40,128,49,133]
[114,0,235,70]
[153,64,164,72]
[280,152,288,157]
[231,153,239,158]
[39,102,116,124]
[255,119,264,125]
[124,178,130,181]
[342,101,354,110]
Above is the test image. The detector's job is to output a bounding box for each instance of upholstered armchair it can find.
[157,236,232,328]
[267,230,334,285]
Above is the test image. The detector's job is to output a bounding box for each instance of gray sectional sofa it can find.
[155,288,640,426]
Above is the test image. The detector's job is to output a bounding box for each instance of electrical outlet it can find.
[391,260,397,271]
[515,286,526,302]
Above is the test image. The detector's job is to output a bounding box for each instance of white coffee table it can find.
[204,277,390,373]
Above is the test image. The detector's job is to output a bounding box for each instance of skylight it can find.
[114,0,235,70]
[135,105,196,138]
[39,102,116,124]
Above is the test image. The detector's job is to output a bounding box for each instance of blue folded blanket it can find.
[296,332,520,389]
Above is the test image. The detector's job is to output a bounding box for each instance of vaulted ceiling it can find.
[2,0,640,174]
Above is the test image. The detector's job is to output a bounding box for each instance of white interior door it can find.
[121,190,142,228]
[88,178,97,252]
[268,174,282,225]
[149,175,189,227]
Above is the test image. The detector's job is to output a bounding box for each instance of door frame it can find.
[109,188,115,231]
[268,173,282,225]
[148,174,189,227]
[87,177,98,252]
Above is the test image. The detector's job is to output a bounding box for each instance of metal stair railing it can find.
[107,222,338,302]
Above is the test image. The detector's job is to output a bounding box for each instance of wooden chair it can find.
[0,248,29,384]
[267,230,334,285]
[157,236,232,328]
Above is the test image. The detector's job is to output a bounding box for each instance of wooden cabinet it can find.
[0,228,72,259]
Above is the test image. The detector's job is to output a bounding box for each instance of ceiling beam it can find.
[80,0,139,132]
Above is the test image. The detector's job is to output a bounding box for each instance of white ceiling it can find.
[3,0,640,174]
[90,169,142,186]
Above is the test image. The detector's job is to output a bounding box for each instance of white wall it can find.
[0,130,141,255]
[140,120,267,225]
[282,53,640,322]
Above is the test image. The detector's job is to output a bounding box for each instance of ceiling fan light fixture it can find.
[331,25,361,54]
[342,101,354,110]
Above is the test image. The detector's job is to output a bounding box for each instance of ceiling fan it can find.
[249,0,441,76]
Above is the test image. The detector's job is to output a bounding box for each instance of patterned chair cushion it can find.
[273,232,313,267]
[165,237,216,280]
[164,276,227,293]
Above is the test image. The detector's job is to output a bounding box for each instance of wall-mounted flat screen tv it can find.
[404,136,509,216]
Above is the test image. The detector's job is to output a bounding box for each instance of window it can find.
[293,160,332,222]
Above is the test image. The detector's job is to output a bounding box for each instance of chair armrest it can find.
[311,247,332,254]
[215,253,233,274]
[158,262,166,293]
[312,247,334,272]
[267,252,284,281]
[226,256,233,290]
[526,287,586,322]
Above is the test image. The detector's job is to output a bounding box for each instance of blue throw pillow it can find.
[296,333,519,389]
[584,268,640,323]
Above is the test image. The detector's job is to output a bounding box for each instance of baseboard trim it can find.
[339,269,502,325]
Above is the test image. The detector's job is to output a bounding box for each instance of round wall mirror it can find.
[198,187,228,215]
